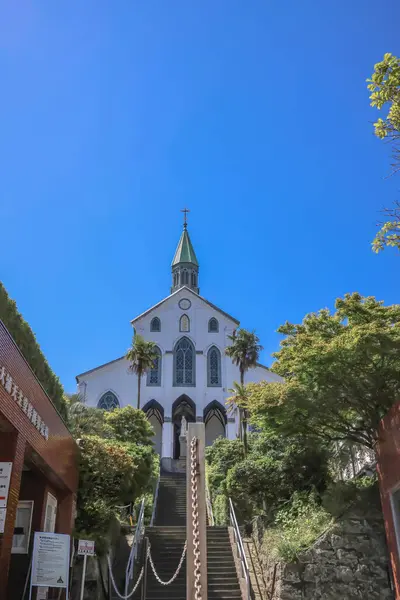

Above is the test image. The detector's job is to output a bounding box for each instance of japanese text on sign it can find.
[0,366,49,440]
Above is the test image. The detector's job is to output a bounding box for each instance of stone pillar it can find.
[226,416,237,440]
[186,423,208,600]
[0,431,26,599]
[161,418,172,459]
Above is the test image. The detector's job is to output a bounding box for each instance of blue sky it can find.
[1,1,399,392]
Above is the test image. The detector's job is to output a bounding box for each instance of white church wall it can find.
[76,286,283,459]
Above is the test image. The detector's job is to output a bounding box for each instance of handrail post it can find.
[141,537,149,600]
[186,423,208,600]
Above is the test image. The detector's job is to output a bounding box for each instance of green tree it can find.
[247,293,400,451]
[104,405,154,444]
[225,329,263,452]
[126,335,159,409]
[206,432,329,524]
[367,53,400,252]
[76,435,155,550]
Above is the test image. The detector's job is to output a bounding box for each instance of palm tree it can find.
[226,382,251,452]
[226,329,263,453]
[126,334,159,409]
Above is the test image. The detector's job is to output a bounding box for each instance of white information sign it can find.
[31,532,70,589]
[0,462,12,508]
[0,507,6,533]
[78,539,95,556]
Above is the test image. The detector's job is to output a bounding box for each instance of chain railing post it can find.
[186,423,208,600]
[141,537,149,600]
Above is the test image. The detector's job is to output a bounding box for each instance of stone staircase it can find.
[153,471,186,526]
[207,526,242,599]
[131,469,242,600]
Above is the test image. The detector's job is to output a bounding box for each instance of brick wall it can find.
[377,401,400,598]
[0,321,78,599]
[0,320,78,491]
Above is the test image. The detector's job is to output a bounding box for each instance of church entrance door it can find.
[172,395,196,459]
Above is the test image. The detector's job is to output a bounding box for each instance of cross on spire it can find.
[181,207,190,229]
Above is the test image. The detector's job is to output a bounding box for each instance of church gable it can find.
[131,286,239,330]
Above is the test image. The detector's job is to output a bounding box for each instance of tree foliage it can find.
[225,329,262,453]
[206,432,329,524]
[67,402,157,550]
[367,53,400,252]
[126,334,159,409]
[0,282,66,418]
[247,293,400,450]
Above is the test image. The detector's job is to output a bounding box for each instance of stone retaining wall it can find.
[253,490,394,599]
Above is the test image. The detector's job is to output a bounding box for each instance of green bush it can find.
[213,494,229,526]
[206,432,330,526]
[0,282,66,418]
[263,491,332,562]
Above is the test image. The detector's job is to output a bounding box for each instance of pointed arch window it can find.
[179,314,190,332]
[150,317,161,332]
[147,346,162,386]
[98,391,120,411]
[207,346,221,387]
[208,318,219,333]
[174,337,195,386]
[191,272,197,288]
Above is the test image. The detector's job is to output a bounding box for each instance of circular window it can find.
[179,298,191,310]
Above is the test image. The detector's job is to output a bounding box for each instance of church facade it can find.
[76,219,281,466]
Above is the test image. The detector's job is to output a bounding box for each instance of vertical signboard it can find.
[30,532,70,600]
[0,462,12,508]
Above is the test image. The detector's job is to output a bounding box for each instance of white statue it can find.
[180,416,188,438]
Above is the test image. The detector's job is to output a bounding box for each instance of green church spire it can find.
[171,209,200,294]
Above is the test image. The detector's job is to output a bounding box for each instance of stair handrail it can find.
[228,498,251,600]
[150,473,160,527]
[205,481,215,526]
[125,497,145,597]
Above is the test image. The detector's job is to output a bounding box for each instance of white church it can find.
[76,215,281,469]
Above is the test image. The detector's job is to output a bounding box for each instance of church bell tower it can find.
[171,209,199,295]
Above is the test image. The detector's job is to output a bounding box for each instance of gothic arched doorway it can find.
[172,395,196,459]
[204,400,226,447]
[142,400,164,456]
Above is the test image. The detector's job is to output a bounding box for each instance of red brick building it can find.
[0,320,78,599]
[377,401,400,599]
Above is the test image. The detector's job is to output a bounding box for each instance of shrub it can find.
[263,491,332,562]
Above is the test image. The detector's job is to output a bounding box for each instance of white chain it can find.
[107,554,144,599]
[190,435,203,600]
[147,540,187,585]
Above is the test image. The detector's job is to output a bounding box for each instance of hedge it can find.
[0,281,67,419]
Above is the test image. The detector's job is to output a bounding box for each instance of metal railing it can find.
[150,474,160,526]
[229,498,251,600]
[124,498,145,597]
[205,481,215,526]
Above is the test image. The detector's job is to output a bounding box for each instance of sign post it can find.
[30,532,70,600]
[78,539,95,600]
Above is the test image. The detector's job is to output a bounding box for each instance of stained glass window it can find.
[207,346,221,387]
[174,337,195,386]
[180,314,190,332]
[150,317,161,332]
[208,318,219,333]
[147,347,161,386]
[98,392,119,411]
